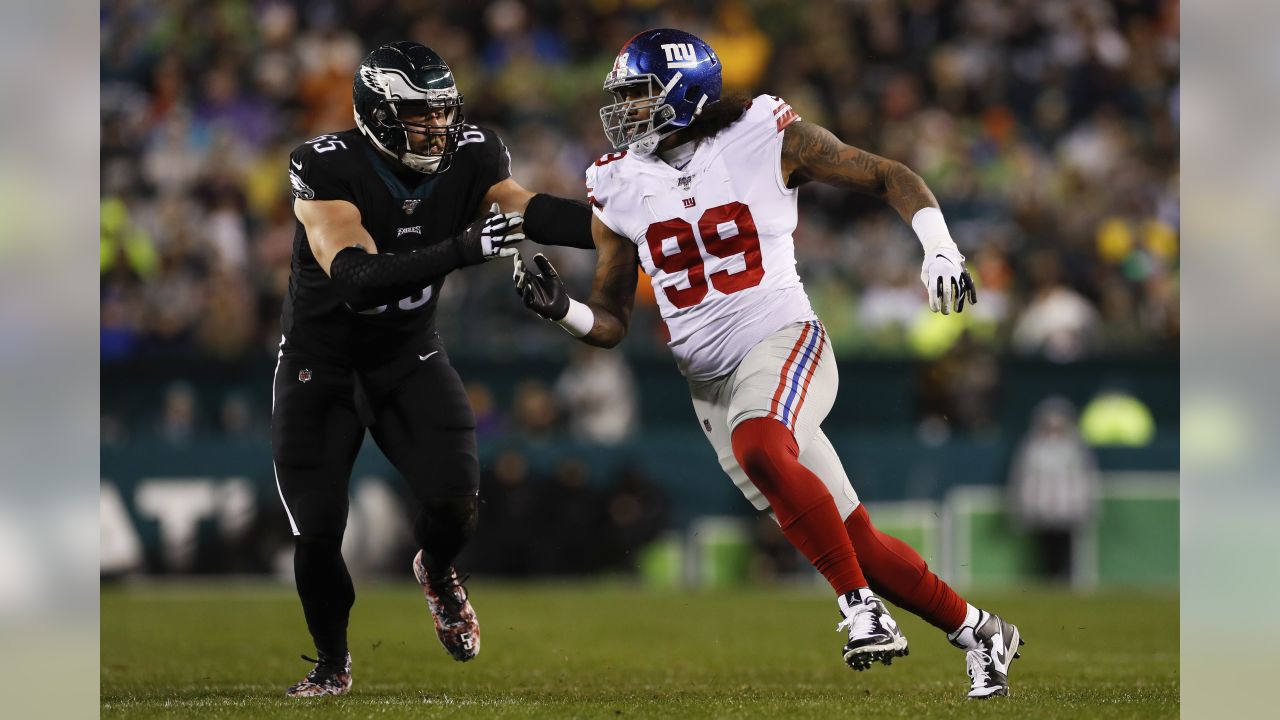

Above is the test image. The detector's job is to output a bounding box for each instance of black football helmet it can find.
[353,41,465,174]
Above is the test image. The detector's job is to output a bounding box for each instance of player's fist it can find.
[921,248,977,315]
[513,253,570,321]
[457,202,525,265]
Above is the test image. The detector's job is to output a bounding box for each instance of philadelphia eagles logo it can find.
[359,66,456,101]
[289,171,315,200]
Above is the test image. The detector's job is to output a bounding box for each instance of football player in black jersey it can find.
[276,41,593,698]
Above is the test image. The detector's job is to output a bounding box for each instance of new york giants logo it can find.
[661,43,700,68]
[607,52,632,83]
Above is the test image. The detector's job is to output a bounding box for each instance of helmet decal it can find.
[358,65,457,102]
[660,43,700,69]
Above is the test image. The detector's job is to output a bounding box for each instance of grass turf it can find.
[101,580,1177,719]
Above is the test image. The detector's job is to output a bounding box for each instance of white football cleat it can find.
[961,611,1024,699]
[836,589,909,670]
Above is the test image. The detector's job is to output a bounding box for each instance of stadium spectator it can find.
[511,379,560,439]
[1006,396,1100,583]
[553,346,638,445]
[603,464,669,572]
[156,381,200,445]
[471,449,542,577]
[1011,251,1102,361]
[466,382,506,442]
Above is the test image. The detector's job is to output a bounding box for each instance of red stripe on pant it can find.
[785,323,825,430]
[844,504,967,632]
[769,323,812,422]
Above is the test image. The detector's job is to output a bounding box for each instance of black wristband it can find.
[523,193,594,249]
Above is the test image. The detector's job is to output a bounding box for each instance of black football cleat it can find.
[413,550,480,661]
[962,611,1024,699]
[837,589,909,671]
[285,652,352,698]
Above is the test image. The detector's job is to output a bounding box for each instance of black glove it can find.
[453,202,525,266]
[513,253,570,321]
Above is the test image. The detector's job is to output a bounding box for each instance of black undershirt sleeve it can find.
[327,243,461,312]
[523,193,595,249]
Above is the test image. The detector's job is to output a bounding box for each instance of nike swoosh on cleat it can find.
[990,631,1011,669]
[419,351,439,361]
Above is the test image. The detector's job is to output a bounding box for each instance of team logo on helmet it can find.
[606,52,632,84]
[660,43,700,68]
[358,65,455,101]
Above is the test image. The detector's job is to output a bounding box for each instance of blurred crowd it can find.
[163,445,670,577]
[101,0,1179,365]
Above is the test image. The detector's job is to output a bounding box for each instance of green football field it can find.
[101,580,1178,719]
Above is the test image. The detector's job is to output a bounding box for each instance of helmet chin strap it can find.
[401,152,443,173]
[630,133,662,157]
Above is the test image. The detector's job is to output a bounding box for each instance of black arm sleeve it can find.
[523,193,595,249]
[328,243,463,312]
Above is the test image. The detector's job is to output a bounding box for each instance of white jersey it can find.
[586,94,817,381]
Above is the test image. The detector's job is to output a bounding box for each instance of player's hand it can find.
[920,248,977,315]
[458,202,525,265]
[513,253,570,321]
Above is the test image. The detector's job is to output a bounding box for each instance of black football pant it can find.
[271,339,479,658]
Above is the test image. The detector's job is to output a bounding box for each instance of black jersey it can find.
[281,126,511,365]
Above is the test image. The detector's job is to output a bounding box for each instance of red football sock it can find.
[844,504,967,632]
[731,417,867,594]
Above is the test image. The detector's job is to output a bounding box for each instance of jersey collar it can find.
[359,137,441,199]
[632,133,720,180]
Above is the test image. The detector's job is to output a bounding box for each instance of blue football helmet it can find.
[599,29,722,156]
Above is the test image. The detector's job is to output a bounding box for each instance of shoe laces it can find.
[429,571,471,612]
[966,649,992,687]
[836,601,878,641]
[299,654,347,681]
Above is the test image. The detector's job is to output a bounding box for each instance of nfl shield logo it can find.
[678,176,692,189]
[298,369,312,383]
[403,199,421,215]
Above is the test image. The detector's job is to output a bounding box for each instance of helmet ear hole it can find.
[683,84,702,103]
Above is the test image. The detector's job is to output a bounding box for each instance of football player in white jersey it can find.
[513,28,1022,698]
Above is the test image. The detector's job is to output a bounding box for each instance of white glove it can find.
[478,202,524,261]
[920,247,978,315]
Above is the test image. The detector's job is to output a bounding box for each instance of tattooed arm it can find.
[515,215,638,346]
[780,118,978,314]
[579,216,639,347]
[780,119,938,223]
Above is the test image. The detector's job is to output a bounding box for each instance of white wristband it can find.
[555,298,595,338]
[911,207,960,256]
